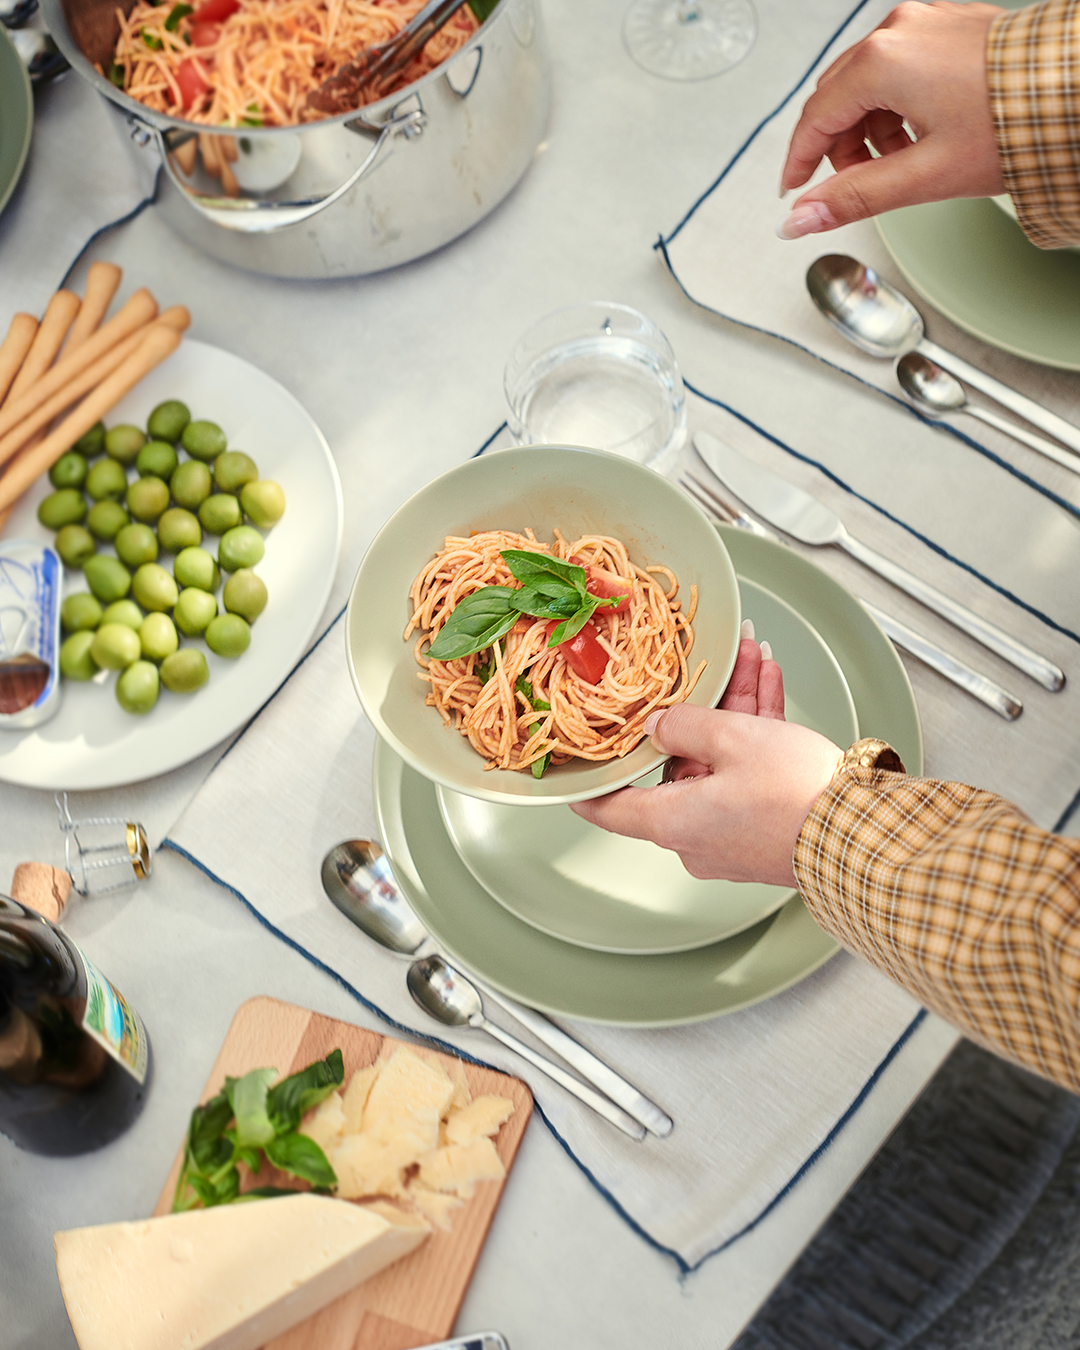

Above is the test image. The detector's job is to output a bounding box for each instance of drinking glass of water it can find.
[504,302,687,469]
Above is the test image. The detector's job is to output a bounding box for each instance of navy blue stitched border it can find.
[160,837,934,1276]
[59,166,161,291]
[684,377,1080,648]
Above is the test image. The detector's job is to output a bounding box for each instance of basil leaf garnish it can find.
[426,587,520,661]
[164,3,193,30]
[509,587,581,622]
[501,550,588,599]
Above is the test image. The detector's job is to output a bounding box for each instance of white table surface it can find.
[0,0,976,1344]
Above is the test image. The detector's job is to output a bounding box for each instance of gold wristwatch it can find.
[833,737,906,778]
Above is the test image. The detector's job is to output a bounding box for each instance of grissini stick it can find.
[0,315,38,406]
[0,307,190,473]
[64,263,123,352]
[0,288,158,440]
[3,291,81,407]
[0,323,183,514]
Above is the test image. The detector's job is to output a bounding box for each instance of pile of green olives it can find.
[41,399,283,715]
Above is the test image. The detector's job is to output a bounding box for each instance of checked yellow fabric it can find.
[794,769,1080,1093]
[988,0,1080,248]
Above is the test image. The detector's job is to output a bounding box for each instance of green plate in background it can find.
[372,527,922,1026]
[0,26,32,219]
[876,197,1080,371]
[435,577,859,956]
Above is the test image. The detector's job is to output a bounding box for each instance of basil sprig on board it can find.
[172,1049,344,1212]
[425,551,625,661]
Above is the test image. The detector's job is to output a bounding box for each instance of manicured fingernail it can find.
[740,618,755,640]
[643,711,663,736]
[776,201,835,240]
[760,640,773,661]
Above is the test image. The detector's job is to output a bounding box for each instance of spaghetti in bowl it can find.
[345,445,741,806]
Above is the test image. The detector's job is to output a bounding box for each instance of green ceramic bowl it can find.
[345,445,741,805]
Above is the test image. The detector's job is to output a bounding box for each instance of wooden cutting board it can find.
[154,996,533,1350]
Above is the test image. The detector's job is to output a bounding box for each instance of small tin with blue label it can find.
[0,540,63,730]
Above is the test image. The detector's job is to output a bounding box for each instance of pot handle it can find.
[136,104,425,234]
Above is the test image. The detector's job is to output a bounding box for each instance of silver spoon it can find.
[897,353,1080,478]
[321,840,672,1138]
[807,255,1080,457]
[407,955,646,1141]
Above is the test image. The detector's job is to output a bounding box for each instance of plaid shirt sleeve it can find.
[793,768,1080,1093]
[988,0,1080,248]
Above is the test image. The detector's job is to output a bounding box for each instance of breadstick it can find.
[4,291,81,406]
[64,263,123,352]
[0,307,190,471]
[199,132,222,178]
[173,138,197,176]
[0,288,158,441]
[0,315,38,406]
[0,324,183,514]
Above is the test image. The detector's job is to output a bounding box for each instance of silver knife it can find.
[693,431,1064,692]
[680,473,1024,721]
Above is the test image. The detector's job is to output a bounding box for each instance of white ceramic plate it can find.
[435,577,859,954]
[0,340,343,789]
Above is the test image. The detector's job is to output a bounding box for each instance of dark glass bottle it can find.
[0,895,152,1156]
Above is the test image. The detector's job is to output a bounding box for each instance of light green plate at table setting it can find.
[0,24,33,219]
[435,577,859,956]
[876,197,1080,371]
[373,526,923,1026]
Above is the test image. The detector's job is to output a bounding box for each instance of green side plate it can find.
[372,526,922,1026]
[876,197,1080,371]
[0,25,32,219]
[434,576,859,955]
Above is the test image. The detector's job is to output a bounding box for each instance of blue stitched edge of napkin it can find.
[57,166,161,291]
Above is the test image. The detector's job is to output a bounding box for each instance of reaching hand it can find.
[571,629,843,887]
[777,1,1006,240]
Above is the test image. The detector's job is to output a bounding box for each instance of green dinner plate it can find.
[372,526,923,1026]
[876,197,1080,371]
[0,25,32,219]
[435,576,859,955]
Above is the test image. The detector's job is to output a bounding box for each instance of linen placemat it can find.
[0,71,157,316]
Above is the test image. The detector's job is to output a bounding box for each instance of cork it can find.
[10,863,72,923]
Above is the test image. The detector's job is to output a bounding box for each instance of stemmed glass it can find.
[623,0,757,81]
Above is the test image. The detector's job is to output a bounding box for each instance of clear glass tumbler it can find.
[504,302,687,469]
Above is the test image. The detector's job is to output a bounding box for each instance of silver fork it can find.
[680,472,1023,722]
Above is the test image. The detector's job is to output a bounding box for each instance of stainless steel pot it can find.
[42,0,550,278]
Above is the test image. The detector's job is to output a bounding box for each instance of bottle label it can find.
[78,951,149,1084]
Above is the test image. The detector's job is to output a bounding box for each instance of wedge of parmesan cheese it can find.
[53,1194,429,1350]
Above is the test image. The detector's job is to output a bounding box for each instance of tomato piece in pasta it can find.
[546,620,608,685]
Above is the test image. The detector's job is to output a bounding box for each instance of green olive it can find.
[83,555,132,604]
[181,420,227,462]
[222,569,267,623]
[37,489,87,530]
[54,524,96,569]
[157,507,202,553]
[198,493,242,535]
[160,648,209,694]
[173,546,219,592]
[86,499,129,541]
[104,424,145,465]
[147,399,190,443]
[131,562,179,612]
[136,440,179,480]
[61,593,103,633]
[218,525,264,572]
[116,660,160,714]
[86,458,128,501]
[101,600,144,631]
[139,612,179,662]
[114,522,159,568]
[240,480,286,529]
[59,631,99,681]
[49,452,88,490]
[126,475,170,524]
[205,613,251,658]
[73,422,106,459]
[213,451,258,495]
[170,460,212,511]
[90,622,141,670]
[173,587,218,637]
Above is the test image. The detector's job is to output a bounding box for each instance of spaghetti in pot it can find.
[107,0,479,127]
[405,529,706,774]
